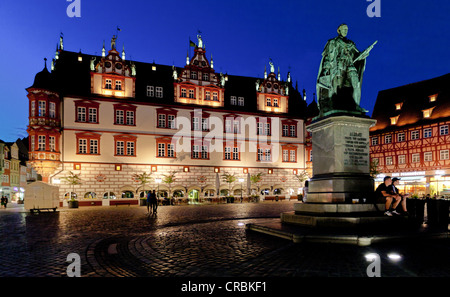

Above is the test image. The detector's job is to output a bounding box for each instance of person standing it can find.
[150,190,158,215]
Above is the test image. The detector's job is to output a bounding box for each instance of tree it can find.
[250,172,264,195]
[294,170,310,186]
[221,172,236,196]
[369,158,381,178]
[61,171,82,200]
[162,171,177,199]
[132,172,153,197]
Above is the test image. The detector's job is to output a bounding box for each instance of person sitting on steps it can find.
[374,176,402,216]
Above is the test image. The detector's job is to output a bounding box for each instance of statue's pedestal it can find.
[282,114,378,227]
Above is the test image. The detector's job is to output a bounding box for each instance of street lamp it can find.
[239,178,244,203]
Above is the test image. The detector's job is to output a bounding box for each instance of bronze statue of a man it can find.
[316,24,376,116]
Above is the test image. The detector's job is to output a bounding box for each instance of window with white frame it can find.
[89,139,98,154]
[77,107,86,122]
[266,98,271,106]
[156,87,163,98]
[115,110,124,125]
[397,132,405,142]
[385,156,393,165]
[115,80,122,90]
[385,134,392,144]
[167,144,174,157]
[158,143,165,157]
[205,91,211,100]
[49,136,55,152]
[265,149,271,161]
[31,101,35,117]
[190,71,197,80]
[78,139,87,154]
[88,108,97,123]
[192,145,199,159]
[38,135,46,151]
[412,153,420,163]
[202,73,209,81]
[371,137,378,146]
[424,128,432,138]
[232,147,239,160]
[202,118,209,131]
[189,89,195,99]
[126,142,135,156]
[424,152,433,162]
[398,155,406,164]
[213,92,218,101]
[411,130,420,140]
[440,125,449,135]
[168,115,175,129]
[181,88,187,98]
[201,145,208,159]
[257,149,263,161]
[105,79,112,89]
[126,111,134,125]
[440,150,449,160]
[158,114,166,128]
[38,101,46,117]
[116,141,124,155]
[49,102,56,118]
[224,147,231,160]
[230,96,237,105]
[192,117,200,131]
[147,86,154,97]
[273,98,279,107]
[238,97,244,106]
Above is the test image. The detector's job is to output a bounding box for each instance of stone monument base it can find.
[280,202,386,228]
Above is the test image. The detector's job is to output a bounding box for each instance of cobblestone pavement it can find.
[0,201,449,279]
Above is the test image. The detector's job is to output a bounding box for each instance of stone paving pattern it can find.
[0,201,449,277]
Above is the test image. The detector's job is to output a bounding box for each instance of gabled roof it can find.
[371,73,450,132]
[44,50,308,118]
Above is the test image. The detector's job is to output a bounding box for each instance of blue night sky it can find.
[0,0,448,142]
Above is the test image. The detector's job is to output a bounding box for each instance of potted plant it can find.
[294,170,310,201]
[61,171,82,208]
[132,172,153,206]
[221,172,236,203]
[250,172,264,202]
[162,171,177,205]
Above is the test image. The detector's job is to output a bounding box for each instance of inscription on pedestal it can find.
[343,132,369,167]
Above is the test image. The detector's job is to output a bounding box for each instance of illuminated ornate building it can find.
[26,34,309,206]
[370,73,450,196]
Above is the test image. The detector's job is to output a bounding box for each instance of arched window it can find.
[121,191,134,198]
[64,192,77,200]
[84,192,96,199]
[103,192,116,199]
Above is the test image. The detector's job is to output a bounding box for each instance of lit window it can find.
[395,103,403,110]
[429,94,437,102]
[423,108,434,118]
[390,116,399,125]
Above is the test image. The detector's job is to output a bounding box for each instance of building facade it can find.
[27,35,309,205]
[370,73,450,196]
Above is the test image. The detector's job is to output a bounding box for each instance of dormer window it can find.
[390,115,399,125]
[191,71,197,80]
[423,107,435,118]
[105,79,112,89]
[203,73,209,81]
[115,80,122,90]
[395,102,403,110]
[429,94,437,102]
